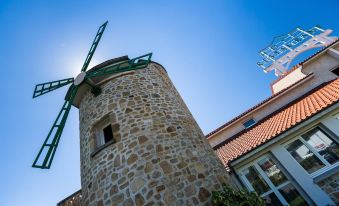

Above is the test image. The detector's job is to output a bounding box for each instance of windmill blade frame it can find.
[32,86,78,169]
[81,21,108,72]
[32,21,109,169]
[33,77,74,98]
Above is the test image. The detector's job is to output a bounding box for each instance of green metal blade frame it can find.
[32,85,78,169]
[33,78,74,98]
[81,21,108,72]
[86,53,152,78]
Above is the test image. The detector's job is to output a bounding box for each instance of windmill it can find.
[32,21,152,169]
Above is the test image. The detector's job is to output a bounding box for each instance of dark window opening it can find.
[332,66,339,76]
[243,118,256,128]
[103,125,114,143]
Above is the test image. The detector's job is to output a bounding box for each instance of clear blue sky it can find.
[1,0,338,205]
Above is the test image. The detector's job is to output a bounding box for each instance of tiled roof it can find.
[206,39,339,138]
[215,78,339,169]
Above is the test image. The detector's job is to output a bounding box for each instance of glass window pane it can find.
[285,139,325,173]
[243,166,270,195]
[258,157,287,186]
[279,183,308,206]
[263,192,283,206]
[243,118,256,128]
[302,128,339,164]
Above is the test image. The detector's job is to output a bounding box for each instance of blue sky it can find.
[1,0,338,205]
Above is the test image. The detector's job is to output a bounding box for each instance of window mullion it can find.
[239,171,256,192]
[275,181,290,190]
[260,190,273,197]
[299,136,330,166]
[254,162,288,205]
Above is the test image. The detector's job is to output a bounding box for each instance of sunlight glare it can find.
[64,54,102,78]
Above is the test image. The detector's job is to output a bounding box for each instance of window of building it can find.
[243,118,256,128]
[95,124,115,148]
[285,126,339,177]
[103,125,114,143]
[239,155,309,206]
[90,115,118,157]
[332,66,339,76]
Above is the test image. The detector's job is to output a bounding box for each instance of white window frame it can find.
[283,126,339,178]
[238,154,306,205]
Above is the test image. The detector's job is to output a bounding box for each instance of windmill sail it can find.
[32,21,109,169]
[32,86,78,169]
[33,78,74,98]
[81,21,108,72]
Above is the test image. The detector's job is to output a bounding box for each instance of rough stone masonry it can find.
[78,61,235,206]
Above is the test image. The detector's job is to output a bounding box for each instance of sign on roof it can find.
[257,26,337,76]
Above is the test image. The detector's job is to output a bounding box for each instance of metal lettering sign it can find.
[257,26,337,76]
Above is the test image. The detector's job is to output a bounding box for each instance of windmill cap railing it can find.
[87,55,129,73]
[86,53,152,78]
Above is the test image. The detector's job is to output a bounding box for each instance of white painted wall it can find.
[271,66,307,94]
[322,113,339,135]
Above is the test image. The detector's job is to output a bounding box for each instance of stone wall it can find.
[78,62,235,206]
[316,172,339,204]
[57,190,82,206]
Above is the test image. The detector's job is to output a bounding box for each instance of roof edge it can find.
[206,73,314,139]
[228,100,339,166]
[212,79,337,150]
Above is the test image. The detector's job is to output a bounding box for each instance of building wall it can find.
[57,190,82,206]
[271,66,306,94]
[208,42,339,148]
[78,63,235,206]
[231,107,339,205]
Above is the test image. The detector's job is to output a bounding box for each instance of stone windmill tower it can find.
[32,22,234,205]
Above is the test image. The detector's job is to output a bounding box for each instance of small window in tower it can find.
[91,115,118,157]
[96,124,115,148]
[332,66,339,76]
[103,125,114,143]
[243,118,256,128]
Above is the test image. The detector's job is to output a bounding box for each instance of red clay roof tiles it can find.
[214,78,339,169]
